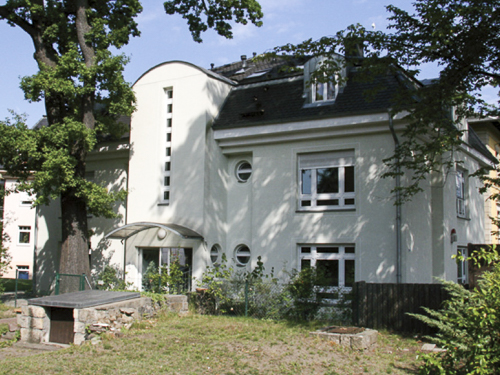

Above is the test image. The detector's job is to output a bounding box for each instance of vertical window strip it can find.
[162,88,173,204]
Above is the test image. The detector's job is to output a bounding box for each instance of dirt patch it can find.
[0,342,66,361]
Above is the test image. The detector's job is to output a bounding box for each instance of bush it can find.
[196,256,346,322]
[142,259,188,294]
[412,247,500,374]
[97,265,132,291]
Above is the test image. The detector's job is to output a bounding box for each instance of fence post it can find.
[55,273,60,295]
[80,274,85,291]
[14,269,18,308]
[245,280,249,317]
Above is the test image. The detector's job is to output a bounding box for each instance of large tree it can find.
[268,0,500,203]
[0,0,262,287]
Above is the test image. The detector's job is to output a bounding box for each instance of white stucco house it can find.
[0,173,36,280]
[6,54,495,293]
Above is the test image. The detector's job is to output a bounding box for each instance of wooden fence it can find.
[352,281,449,334]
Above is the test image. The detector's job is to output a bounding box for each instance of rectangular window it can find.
[299,150,355,210]
[18,226,31,244]
[457,247,468,284]
[16,265,29,280]
[299,244,355,292]
[456,169,467,218]
[313,78,338,102]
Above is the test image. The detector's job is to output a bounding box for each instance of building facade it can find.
[6,55,494,293]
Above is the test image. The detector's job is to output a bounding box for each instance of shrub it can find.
[412,247,500,374]
[97,265,132,291]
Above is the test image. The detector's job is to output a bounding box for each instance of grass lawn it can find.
[0,313,422,374]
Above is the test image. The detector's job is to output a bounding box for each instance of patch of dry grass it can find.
[0,313,422,374]
[0,304,16,319]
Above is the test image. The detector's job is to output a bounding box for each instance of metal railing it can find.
[54,273,92,295]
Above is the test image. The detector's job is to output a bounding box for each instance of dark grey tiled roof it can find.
[213,70,400,130]
[468,125,498,163]
[211,55,307,83]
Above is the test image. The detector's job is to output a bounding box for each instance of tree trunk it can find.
[59,189,91,293]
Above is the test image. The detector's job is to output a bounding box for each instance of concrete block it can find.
[17,315,31,329]
[20,328,44,343]
[74,321,87,334]
[21,306,30,316]
[30,317,46,330]
[74,332,86,346]
[30,306,47,318]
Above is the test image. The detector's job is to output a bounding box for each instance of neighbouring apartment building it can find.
[2,54,497,293]
[0,171,36,280]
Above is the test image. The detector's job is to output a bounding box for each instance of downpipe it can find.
[388,111,402,284]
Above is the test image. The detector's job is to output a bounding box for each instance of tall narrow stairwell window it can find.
[162,88,173,204]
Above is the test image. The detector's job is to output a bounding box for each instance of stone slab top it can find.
[28,290,141,309]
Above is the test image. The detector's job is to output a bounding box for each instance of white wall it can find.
[2,178,36,279]
[124,61,233,289]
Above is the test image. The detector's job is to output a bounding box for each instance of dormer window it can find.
[304,56,344,106]
[313,79,338,102]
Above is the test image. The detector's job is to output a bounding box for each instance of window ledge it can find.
[457,215,471,221]
[296,208,356,213]
[303,100,335,109]
[157,203,170,206]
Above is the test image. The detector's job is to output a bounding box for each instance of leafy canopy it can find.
[164,0,263,42]
[267,0,500,203]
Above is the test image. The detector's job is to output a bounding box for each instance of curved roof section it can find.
[133,60,236,87]
[105,222,203,240]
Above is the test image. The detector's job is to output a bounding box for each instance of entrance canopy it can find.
[105,222,203,240]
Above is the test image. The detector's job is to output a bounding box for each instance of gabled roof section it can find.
[213,69,401,130]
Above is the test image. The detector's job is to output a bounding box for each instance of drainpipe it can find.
[32,205,39,293]
[388,111,402,284]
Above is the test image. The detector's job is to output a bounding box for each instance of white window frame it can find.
[457,247,468,284]
[235,161,252,183]
[299,244,355,293]
[298,150,355,211]
[312,77,338,103]
[234,244,251,267]
[18,226,31,245]
[456,168,467,218]
[210,244,221,265]
[16,265,30,279]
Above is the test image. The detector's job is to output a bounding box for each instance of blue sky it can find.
[0,0,429,126]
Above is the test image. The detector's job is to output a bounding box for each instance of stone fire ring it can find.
[310,326,378,350]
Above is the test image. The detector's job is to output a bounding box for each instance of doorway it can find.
[141,247,192,292]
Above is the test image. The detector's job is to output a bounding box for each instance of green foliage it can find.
[97,265,132,291]
[268,0,500,204]
[0,180,11,288]
[142,259,187,294]
[164,0,263,42]
[411,249,500,374]
[0,0,263,275]
[196,253,234,314]
[283,266,324,321]
[196,257,349,322]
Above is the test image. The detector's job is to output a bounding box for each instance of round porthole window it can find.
[235,245,251,267]
[236,161,252,182]
[210,244,221,264]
